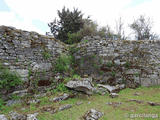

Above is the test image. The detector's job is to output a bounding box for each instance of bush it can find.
[0,98,5,110]
[0,63,22,90]
[52,83,68,93]
[66,32,83,44]
[55,54,73,73]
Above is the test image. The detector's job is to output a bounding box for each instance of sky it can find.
[0,0,160,37]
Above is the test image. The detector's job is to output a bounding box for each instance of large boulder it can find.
[65,78,94,95]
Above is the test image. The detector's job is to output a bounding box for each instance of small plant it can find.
[83,39,89,43]
[52,83,68,93]
[99,71,104,75]
[0,63,22,90]
[9,94,21,100]
[124,61,131,68]
[69,45,79,55]
[27,67,32,80]
[72,74,81,79]
[134,72,140,77]
[93,63,99,69]
[64,74,81,84]
[16,58,19,62]
[3,33,7,38]
[0,98,5,110]
[111,71,116,77]
[42,50,51,59]
[106,61,114,68]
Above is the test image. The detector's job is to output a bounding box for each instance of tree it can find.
[130,15,158,40]
[48,7,84,44]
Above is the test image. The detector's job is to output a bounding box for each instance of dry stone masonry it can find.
[0,26,67,83]
[74,36,160,87]
[0,25,160,89]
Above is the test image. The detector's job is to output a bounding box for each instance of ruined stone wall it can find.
[0,26,68,82]
[0,26,160,87]
[73,36,160,87]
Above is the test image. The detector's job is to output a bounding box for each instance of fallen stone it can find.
[50,93,69,102]
[41,106,57,114]
[109,93,119,98]
[6,99,22,106]
[65,78,94,95]
[59,104,72,111]
[34,93,47,98]
[83,109,103,120]
[93,87,107,95]
[127,99,144,104]
[0,114,8,120]
[106,102,122,107]
[117,84,125,90]
[106,102,122,105]
[76,101,83,106]
[148,102,160,106]
[97,84,125,93]
[27,99,40,104]
[11,89,28,97]
[9,111,26,120]
[133,92,141,96]
[26,113,38,120]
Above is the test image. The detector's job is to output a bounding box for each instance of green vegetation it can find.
[9,94,21,100]
[54,54,73,73]
[48,7,110,44]
[0,98,5,110]
[0,63,22,90]
[52,83,68,93]
[67,32,83,44]
[83,39,89,43]
[48,7,84,44]
[124,61,131,68]
[1,86,160,119]
[111,71,116,77]
[42,49,52,59]
[106,61,114,68]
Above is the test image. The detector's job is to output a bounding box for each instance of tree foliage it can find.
[48,7,84,44]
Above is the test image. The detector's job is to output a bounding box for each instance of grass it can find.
[1,86,160,120]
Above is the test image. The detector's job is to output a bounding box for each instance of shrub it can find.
[55,54,73,73]
[66,32,83,44]
[0,63,22,90]
[0,98,5,110]
[52,83,68,93]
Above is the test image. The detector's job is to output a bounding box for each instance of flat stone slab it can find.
[59,104,72,111]
[97,84,125,93]
[65,79,94,95]
[50,93,70,102]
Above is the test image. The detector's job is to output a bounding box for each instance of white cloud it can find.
[0,11,44,34]
[1,0,160,37]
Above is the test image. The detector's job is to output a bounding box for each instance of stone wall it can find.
[73,36,160,87]
[0,26,160,87]
[0,26,67,83]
